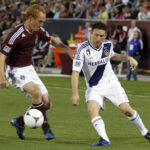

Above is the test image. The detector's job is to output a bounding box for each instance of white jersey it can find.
[73,40,116,88]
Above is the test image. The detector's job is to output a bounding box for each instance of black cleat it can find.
[144,132,150,142]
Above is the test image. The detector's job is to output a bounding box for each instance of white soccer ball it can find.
[24,109,44,129]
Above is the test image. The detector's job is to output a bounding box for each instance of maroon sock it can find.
[31,103,50,130]
[16,115,24,127]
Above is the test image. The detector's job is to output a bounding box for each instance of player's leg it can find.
[42,93,52,110]
[119,102,150,141]
[107,78,150,142]
[86,88,111,146]
[41,93,55,139]
[87,100,111,146]
[29,66,55,140]
[11,81,42,139]
[8,66,50,139]
[11,82,53,140]
[22,82,54,140]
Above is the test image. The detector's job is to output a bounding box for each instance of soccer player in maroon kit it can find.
[0,4,74,140]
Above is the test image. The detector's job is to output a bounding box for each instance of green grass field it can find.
[0,76,150,150]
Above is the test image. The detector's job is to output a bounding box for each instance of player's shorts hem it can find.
[117,100,129,107]
[86,99,105,110]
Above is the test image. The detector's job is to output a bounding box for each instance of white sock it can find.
[91,116,110,142]
[128,111,148,136]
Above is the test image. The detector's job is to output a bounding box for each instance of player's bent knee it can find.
[120,104,135,117]
[44,101,50,110]
[42,95,51,110]
[122,110,133,117]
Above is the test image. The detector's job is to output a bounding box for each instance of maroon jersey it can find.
[0,24,50,67]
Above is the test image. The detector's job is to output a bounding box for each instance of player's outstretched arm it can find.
[111,52,138,71]
[127,56,138,71]
[50,36,76,59]
[71,71,80,106]
[0,52,9,88]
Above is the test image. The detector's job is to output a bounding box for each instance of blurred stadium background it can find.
[1,0,150,75]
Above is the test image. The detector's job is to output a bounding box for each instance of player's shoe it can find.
[144,132,150,142]
[92,138,111,146]
[10,118,25,140]
[44,128,55,140]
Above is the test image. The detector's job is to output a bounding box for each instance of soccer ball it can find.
[24,109,44,129]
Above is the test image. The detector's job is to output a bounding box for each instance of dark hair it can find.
[112,36,119,41]
[117,25,122,30]
[91,22,107,31]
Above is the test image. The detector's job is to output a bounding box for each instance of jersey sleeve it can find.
[0,25,24,56]
[72,45,84,72]
[0,32,15,56]
[39,27,51,42]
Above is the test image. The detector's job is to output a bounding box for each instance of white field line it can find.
[47,86,150,98]
[38,74,71,77]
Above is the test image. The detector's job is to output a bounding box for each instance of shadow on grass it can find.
[110,136,149,145]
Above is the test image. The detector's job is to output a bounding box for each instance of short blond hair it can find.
[25,4,46,19]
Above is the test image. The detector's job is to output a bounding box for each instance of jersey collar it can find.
[88,41,102,51]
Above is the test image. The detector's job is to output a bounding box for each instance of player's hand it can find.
[128,57,138,71]
[0,80,10,88]
[67,50,76,59]
[71,94,80,106]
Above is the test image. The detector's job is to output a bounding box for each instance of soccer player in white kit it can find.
[71,22,150,146]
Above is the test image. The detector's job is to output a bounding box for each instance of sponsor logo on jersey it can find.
[3,45,11,53]
[88,57,109,66]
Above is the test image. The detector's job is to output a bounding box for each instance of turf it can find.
[0,76,150,150]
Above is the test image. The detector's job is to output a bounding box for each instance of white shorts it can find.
[5,65,48,95]
[85,79,129,109]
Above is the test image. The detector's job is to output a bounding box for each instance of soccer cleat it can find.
[144,132,150,142]
[44,128,55,140]
[10,118,25,140]
[92,138,111,146]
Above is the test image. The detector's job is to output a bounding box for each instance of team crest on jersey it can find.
[20,75,25,80]
[104,49,109,56]
[86,49,91,56]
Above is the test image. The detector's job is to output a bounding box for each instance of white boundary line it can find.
[38,74,150,82]
[38,73,71,77]
[47,86,150,98]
